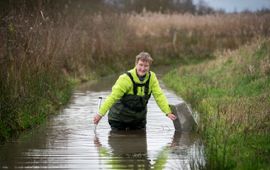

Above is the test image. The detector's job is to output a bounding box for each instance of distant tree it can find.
[103,0,196,13]
[195,0,215,15]
[256,8,270,15]
[0,0,219,16]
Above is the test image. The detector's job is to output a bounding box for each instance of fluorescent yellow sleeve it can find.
[99,74,131,116]
[150,72,172,115]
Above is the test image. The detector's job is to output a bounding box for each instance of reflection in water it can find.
[0,76,205,169]
[95,130,151,169]
[94,130,205,169]
[108,130,147,155]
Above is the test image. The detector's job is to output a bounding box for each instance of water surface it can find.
[0,75,205,169]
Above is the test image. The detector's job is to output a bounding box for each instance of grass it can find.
[0,66,74,142]
[163,38,270,169]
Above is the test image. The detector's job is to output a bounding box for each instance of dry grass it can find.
[128,12,270,37]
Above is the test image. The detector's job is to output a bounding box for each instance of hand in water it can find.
[93,114,102,124]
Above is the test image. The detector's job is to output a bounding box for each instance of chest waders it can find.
[108,72,151,129]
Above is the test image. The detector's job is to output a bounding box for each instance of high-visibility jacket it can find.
[99,68,171,120]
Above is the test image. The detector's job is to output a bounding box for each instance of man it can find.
[93,52,176,130]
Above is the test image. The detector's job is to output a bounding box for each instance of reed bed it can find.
[128,12,270,37]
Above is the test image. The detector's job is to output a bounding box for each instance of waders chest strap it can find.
[126,72,151,96]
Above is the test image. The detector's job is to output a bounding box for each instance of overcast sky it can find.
[193,0,270,12]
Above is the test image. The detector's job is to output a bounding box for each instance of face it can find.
[136,59,150,77]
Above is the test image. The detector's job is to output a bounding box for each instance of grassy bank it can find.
[163,38,270,169]
[0,67,74,142]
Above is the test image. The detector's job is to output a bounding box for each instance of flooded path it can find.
[0,75,205,169]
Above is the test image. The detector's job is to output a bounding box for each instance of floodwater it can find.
[0,74,205,169]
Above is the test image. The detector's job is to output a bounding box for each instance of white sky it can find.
[193,0,270,12]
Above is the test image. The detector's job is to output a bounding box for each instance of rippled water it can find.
[0,75,205,169]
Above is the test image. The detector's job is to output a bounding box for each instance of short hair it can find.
[135,52,153,65]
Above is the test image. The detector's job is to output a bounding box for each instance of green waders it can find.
[108,72,151,130]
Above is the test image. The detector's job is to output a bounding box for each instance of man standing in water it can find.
[93,52,176,130]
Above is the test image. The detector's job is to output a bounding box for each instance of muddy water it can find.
[0,75,205,169]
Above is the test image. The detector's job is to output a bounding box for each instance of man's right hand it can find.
[93,114,102,124]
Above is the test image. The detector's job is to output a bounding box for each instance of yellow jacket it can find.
[99,68,171,116]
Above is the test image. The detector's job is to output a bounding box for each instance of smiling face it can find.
[136,59,150,77]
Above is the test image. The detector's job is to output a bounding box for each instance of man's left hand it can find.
[167,113,177,121]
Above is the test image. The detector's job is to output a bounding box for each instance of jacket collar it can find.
[129,67,150,84]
